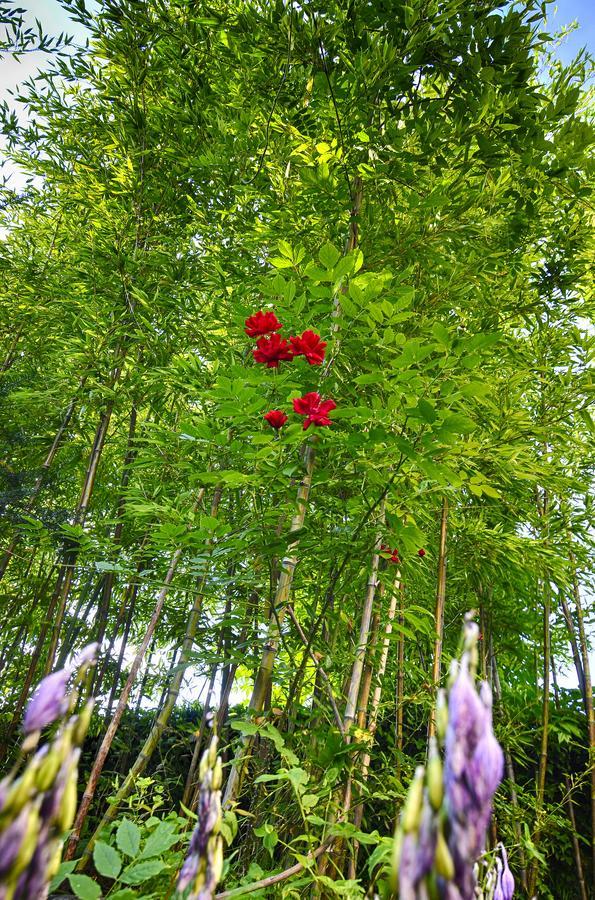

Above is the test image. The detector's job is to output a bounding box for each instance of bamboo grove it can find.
[0,0,593,897]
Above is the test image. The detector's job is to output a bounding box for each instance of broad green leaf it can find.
[68,874,102,900]
[116,819,141,858]
[49,860,77,892]
[319,241,341,269]
[140,821,179,858]
[93,841,122,879]
[120,860,165,885]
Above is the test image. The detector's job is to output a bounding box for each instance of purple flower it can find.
[413,802,437,883]
[469,731,504,806]
[23,669,71,735]
[444,656,504,899]
[13,829,51,900]
[499,844,514,899]
[177,851,199,893]
[397,832,418,900]
[75,643,99,668]
[493,857,505,900]
[0,806,29,877]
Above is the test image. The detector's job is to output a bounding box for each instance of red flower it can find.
[289,330,327,365]
[418,548,426,558]
[292,392,336,430]
[253,334,294,368]
[264,410,288,430]
[245,310,282,338]
[381,544,400,563]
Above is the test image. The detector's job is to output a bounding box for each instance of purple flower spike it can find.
[397,832,418,900]
[23,668,71,735]
[0,805,30,877]
[413,802,437,883]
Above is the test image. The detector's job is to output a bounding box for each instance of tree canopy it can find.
[0,1,593,897]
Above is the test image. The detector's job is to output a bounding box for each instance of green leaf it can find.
[109,892,137,900]
[93,841,122,879]
[431,322,451,348]
[319,241,341,269]
[269,256,293,269]
[116,818,141,858]
[120,859,165,885]
[140,821,179,858]
[68,874,102,900]
[49,860,77,892]
[439,413,476,434]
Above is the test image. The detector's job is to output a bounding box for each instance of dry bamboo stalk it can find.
[349,575,399,877]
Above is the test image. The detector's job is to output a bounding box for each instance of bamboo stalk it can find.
[527,487,551,897]
[222,444,316,808]
[395,582,405,783]
[558,588,586,698]
[551,657,588,900]
[567,533,595,891]
[349,576,399,877]
[428,497,448,740]
[63,487,205,860]
[43,402,115,675]
[490,637,528,891]
[77,488,223,866]
[342,522,384,736]
[0,385,83,582]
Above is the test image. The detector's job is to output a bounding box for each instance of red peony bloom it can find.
[418,548,426,558]
[245,310,283,338]
[253,333,294,368]
[264,410,288,430]
[292,391,336,430]
[289,330,327,365]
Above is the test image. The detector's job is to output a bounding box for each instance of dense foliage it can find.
[0,0,593,897]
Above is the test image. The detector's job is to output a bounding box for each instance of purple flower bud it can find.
[23,669,71,735]
[177,851,199,892]
[413,802,437,883]
[0,805,29,877]
[397,832,418,900]
[499,845,514,899]
[493,857,505,900]
[469,732,504,805]
[75,643,99,668]
[12,827,51,900]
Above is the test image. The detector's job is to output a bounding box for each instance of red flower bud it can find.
[253,334,293,368]
[264,410,288,430]
[289,330,327,365]
[418,548,426,558]
[244,310,282,338]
